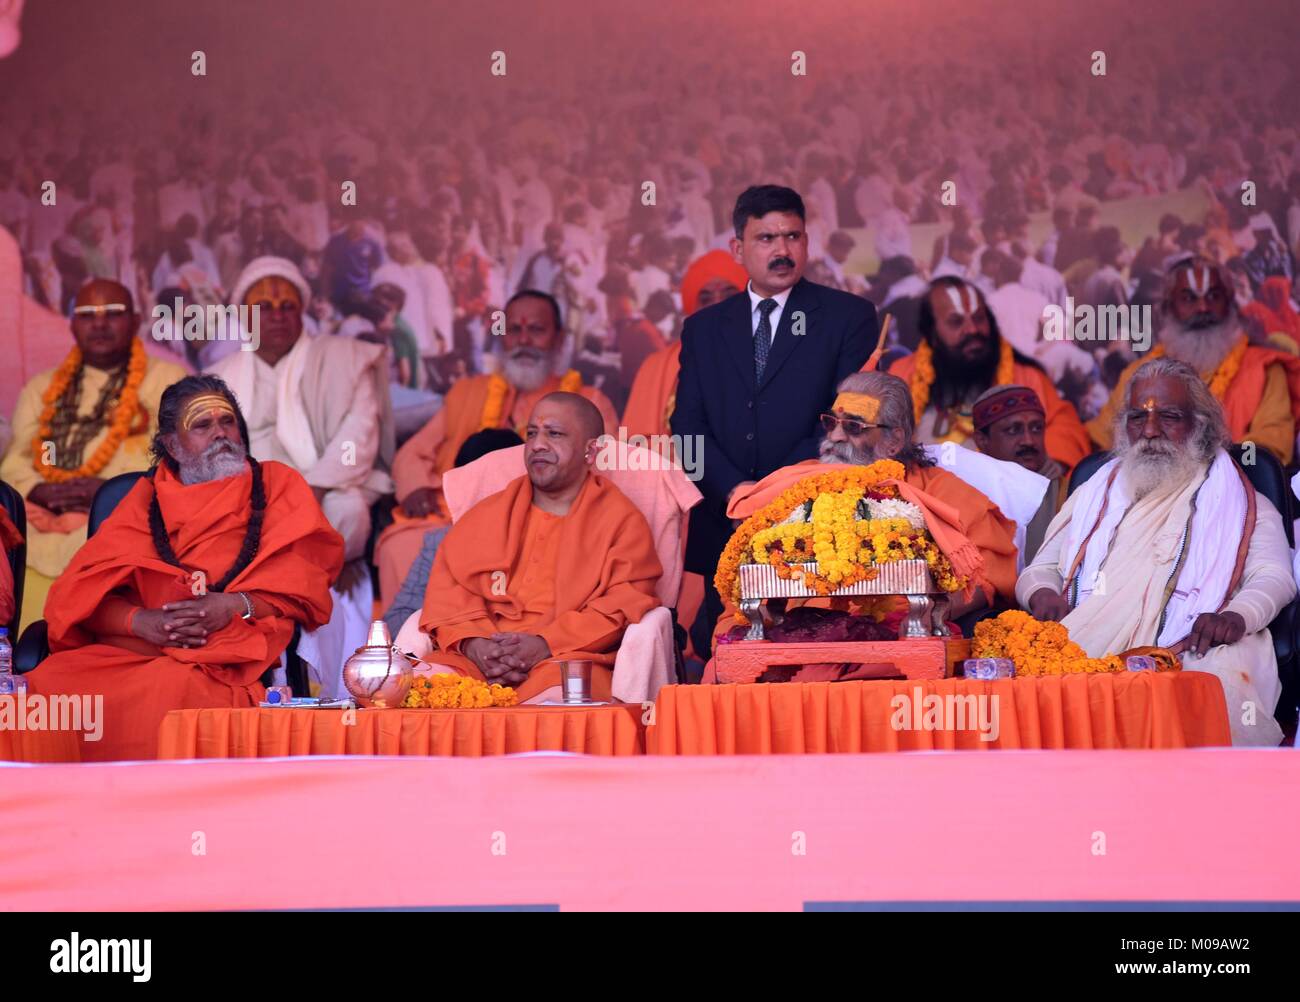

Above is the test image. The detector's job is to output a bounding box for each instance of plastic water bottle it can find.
[0,628,13,695]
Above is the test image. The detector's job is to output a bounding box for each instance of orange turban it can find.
[680,249,749,316]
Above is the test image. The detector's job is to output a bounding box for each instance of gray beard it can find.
[1158,316,1241,375]
[1114,437,1201,501]
[177,439,249,485]
[501,348,555,392]
[819,438,876,465]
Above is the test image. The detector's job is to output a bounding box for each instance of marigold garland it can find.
[909,337,1015,429]
[480,368,584,431]
[402,673,519,709]
[1143,337,1247,401]
[715,460,968,614]
[32,338,148,484]
[972,610,1127,676]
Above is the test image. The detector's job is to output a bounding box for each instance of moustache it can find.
[768,256,795,271]
[1184,312,1220,330]
[510,347,545,362]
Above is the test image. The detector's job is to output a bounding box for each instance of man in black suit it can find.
[671,184,878,658]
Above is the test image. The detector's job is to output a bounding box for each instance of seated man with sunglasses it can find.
[1019,357,1295,746]
[723,370,1021,637]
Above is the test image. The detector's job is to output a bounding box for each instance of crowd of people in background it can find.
[2,4,1299,437]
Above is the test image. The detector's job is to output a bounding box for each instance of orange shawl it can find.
[621,341,681,441]
[420,473,662,697]
[28,461,344,760]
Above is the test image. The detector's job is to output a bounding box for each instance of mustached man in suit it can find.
[671,184,878,658]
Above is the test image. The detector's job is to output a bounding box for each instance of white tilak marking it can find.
[1188,265,1211,298]
[944,284,977,321]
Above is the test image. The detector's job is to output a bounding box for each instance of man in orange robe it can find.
[1087,256,1300,464]
[419,392,661,703]
[720,371,1019,651]
[376,289,618,604]
[25,375,344,761]
[884,277,1090,471]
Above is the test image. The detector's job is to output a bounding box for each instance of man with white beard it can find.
[1088,256,1300,464]
[375,290,618,604]
[1020,358,1296,746]
[24,375,343,760]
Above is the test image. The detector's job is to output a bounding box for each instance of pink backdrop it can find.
[2,749,1296,910]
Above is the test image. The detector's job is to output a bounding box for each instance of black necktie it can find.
[754,297,777,382]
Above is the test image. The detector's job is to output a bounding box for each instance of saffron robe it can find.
[419,472,661,702]
[25,461,343,761]
[376,373,617,603]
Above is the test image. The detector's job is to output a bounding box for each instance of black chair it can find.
[1069,445,1300,727]
[1,480,26,640]
[15,471,307,694]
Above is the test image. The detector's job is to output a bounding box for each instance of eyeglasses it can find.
[820,413,888,436]
[1123,407,1189,430]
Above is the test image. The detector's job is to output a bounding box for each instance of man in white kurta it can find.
[1018,358,1295,746]
[209,256,395,696]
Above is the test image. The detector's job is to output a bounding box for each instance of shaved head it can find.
[525,392,605,500]
[71,277,138,369]
[537,391,604,442]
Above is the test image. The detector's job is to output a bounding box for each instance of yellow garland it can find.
[1144,337,1248,401]
[480,368,584,431]
[714,460,968,615]
[972,610,1127,676]
[401,673,519,709]
[909,337,1015,428]
[32,338,148,484]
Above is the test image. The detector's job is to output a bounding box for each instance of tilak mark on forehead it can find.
[944,284,979,318]
[181,393,236,431]
[1180,264,1216,298]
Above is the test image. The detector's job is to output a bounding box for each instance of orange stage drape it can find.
[646,674,1231,754]
[0,722,81,763]
[157,705,647,758]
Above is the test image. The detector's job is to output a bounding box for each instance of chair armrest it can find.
[14,620,50,674]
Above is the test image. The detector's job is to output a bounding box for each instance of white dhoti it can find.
[292,558,374,700]
[1018,452,1297,747]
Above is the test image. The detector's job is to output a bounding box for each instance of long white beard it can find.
[501,347,555,392]
[819,438,876,465]
[1115,436,1201,501]
[177,439,249,485]
[1158,316,1241,375]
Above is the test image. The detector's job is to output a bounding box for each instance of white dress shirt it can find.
[746,281,793,343]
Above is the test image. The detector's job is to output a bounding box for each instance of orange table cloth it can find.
[646,673,1231,754]
[0,727,81,763]
[157,705,646,759]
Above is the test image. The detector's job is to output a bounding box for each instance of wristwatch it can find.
[237,592,254,621]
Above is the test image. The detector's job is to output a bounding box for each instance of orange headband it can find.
[181,394,235,431]
[833,392,881,423]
